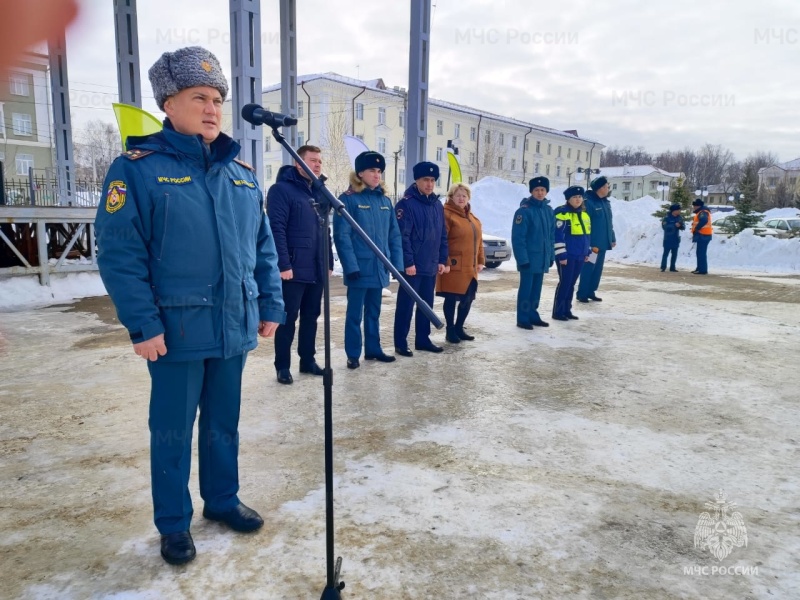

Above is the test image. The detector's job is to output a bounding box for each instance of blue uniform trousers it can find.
[553,257,584,318]
[577,249,607,299]
[344,287,384,359]
[273,280,323,370]
[147,354,245,535]
[661,245,679,271]
[516,271,544,325]
[394,274,436,349]
[695,237,710,273]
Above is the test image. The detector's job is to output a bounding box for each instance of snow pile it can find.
[0,272,107,311]
[469,176,800,274]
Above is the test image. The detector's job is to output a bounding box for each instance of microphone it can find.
[241,103,298,128]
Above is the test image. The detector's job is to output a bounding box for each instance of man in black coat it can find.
[266,145,333,384]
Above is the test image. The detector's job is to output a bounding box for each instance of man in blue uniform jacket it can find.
[267,144,333,384]
[577,176,616,302]
[393,161,449,354]
[95,47,285,566]
[511,176,556,329]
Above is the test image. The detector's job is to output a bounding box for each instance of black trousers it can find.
[273,280,323,370]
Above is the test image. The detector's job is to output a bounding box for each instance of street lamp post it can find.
[693,186,709,203]
[656,181,670,202]
[576,166,600,185]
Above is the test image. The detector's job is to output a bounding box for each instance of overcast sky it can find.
[63,0,800,161]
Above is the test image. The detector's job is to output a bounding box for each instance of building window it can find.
[511,135,517,149]
[399,111,404,127]
[12,113,32,136]
[378,107,386,125]
[356,134,364,141]
[378,137,387,154]
[577,150,581,161]
[16,153,34,175]
[468,176,474,184]
[499,133,505,145]
[497,156,503,169]
[623,182,631,191]
[637,182,642,188]
[10,74,29,96]
[483,156,489,168]
[454,123,460,138]
[523,160,528,172]
[558,145,562,157]
[534,162,540,174]
[264,137,271,152]
[436,147,443,161]
[399,168,405,183]
[484,129,491,144]
[436,120,443,135]
[567,148,571,158]
[524,138,529,151]
[265,164,273,180]
[355,103,364,120]
[297,101,304,118]
[556,166,561,177]
[612,183,617,190]
[297,131,305,146]
[535,140,541,153]
[470,127,476,141]
[650,181,658,190]
[767,177,778,187]
[511,158,516,170]
[624,195,629,201]
[547,143,552,155]
[469,152,476,165]
[545,164,550,176]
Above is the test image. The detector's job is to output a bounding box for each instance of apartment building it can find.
[250,73,603,198]
[0,47,54,187]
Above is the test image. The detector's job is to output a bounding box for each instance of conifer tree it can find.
[730,163,762,234]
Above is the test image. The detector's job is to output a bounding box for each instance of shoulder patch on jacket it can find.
[515,214,523,225]
[122,149,154,161]
[105,180,127,213]
[233,158,256,172]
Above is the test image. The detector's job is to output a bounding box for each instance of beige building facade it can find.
[250,73,604,198]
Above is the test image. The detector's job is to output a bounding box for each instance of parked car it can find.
[711,214,780,237]
[761,217,800,238]
[482,233,511,268]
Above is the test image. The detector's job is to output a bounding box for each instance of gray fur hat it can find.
[148,46,228,110]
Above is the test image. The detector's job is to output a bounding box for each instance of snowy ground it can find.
[1,264,798,599]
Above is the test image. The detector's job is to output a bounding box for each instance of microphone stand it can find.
[268,127,443,599]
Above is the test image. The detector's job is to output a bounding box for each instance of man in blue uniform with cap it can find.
[393,161,449,354]
[95,46,285,566]
[511,176,555,329]
[577,175,616,302]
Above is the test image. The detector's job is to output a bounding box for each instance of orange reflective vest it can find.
[692,209,712,235]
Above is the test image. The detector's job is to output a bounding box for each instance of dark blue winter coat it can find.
[511,197,555,273]
[395,183,449,277]
[95,122,285,362]
[554,204,591,258]
[333,183,404,289]
[266,164,333,283]
[662,213,685,248]
[584,190,616,250]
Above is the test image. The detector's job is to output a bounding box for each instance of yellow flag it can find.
[447,148,462,184]
[112,103,163,150]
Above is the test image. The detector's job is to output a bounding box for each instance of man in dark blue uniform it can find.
[511,176,555,329]
[393,162,449,354]
[577,176,616,302]
[661,203,685,272]
[267,144,333,384]
[95,47,285,566]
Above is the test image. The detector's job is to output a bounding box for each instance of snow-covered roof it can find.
[260,72,601,145]
[758,157,800,174]
[597,165,681,178]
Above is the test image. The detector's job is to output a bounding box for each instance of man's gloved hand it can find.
[346,271,361,281]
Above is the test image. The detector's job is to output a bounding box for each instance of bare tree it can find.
[478,130,507,180]
[73,120,122,185]
[600,145,653,167]
[317,109,352,196]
